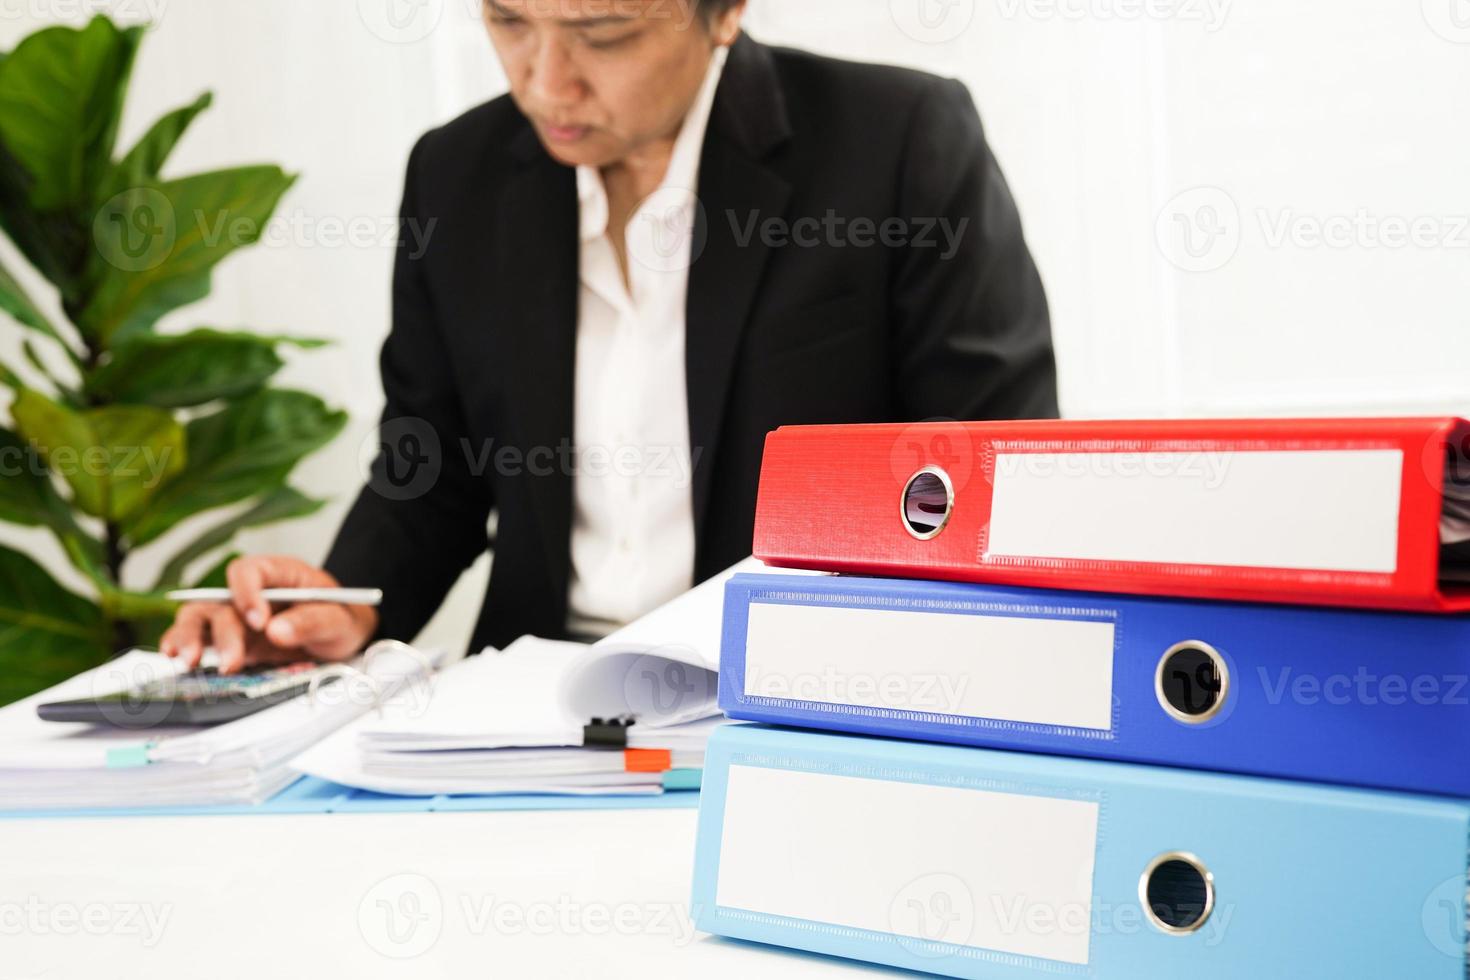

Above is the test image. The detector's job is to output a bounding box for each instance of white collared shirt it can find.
[566,46,729,638]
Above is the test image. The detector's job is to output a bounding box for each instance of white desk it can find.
[4,809,880,980]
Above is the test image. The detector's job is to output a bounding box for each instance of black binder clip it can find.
[583,716,636,748]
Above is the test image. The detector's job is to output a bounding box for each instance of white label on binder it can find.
[744,602,1115,731]
[717,765,1100,966]
[987,449,1403,573]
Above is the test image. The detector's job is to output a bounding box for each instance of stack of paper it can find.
[0,645,438,811]
[296,639,719,795]
[294,559,815,796]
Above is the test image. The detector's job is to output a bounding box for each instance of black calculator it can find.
[37,662,334,726]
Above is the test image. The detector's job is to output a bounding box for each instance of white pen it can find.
[164,588,384,606]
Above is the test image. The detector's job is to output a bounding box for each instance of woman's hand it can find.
[159,556,380,674]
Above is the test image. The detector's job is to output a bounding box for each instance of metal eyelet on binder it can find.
[1155,640,1231,724]
[362,639,432,677]
[1139,852,1216,935]
[900,465,954,540]
[306,640,432,717]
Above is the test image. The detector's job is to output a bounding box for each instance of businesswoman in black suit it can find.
[162,0,1057,672]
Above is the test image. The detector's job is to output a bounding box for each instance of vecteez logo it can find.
[359,417,444,502]
[358,0,445,43]
[890,873,977,956]
[890,0,978,44]
[627,187,707,275]
[993,0,1232,31]
[357,873,444,959]
[1423,0,1470,43]
[1155,187,1241,273]
[94,188,177,273]
[619,650,716,724]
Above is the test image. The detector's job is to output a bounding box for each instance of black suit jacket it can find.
[324,34,1058,653]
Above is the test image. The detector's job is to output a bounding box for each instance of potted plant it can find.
[0,16,346,704]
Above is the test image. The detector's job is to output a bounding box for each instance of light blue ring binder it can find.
[693,724,1470,979]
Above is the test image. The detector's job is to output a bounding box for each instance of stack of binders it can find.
[692,417,1470,978]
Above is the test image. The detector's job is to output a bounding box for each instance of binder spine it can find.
[1464,835,1470,979]
[694,724,1470,980]
[721,573,1470,797]
[726,579,1122,743]
[755,417,1470,612]
[731,695,1117,744]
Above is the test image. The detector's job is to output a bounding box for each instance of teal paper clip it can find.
[105,742,156,769]
[662,768,702,792]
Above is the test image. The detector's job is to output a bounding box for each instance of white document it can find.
[0,645,439,811]
[293,559,805,796]
[291,642,724,795]
[560,556,776,729]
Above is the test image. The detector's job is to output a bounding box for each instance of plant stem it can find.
[81,337,102,407]
[104,521,125,583]
[111,618,137,655]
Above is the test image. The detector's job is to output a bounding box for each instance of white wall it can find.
[1,0,1467,652]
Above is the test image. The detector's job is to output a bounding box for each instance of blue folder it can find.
[720,573,1470,797]
[692,723,1470,979]
[0,774,701,819]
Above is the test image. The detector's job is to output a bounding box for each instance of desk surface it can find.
[6,809,882,980]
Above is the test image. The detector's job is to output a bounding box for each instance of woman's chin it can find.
[536,131,620,169]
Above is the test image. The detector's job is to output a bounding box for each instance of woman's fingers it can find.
[160,604,216,669]
[162,558,370,673]
[208,605,250,674]
[264,603,360,661]
[227,555,339,633]
[243,635,306,669]
[226,556,276,632]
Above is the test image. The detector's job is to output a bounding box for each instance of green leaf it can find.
[126,551,238,650]
[0,425,61,527]
[11,389,187,521]
[0,542,110,706]
[125,545,242,650]
[123,389,345,547]
[191,551,240,589]
[84,328,324,409]
[20,338,47,376]
[0,429,106,585]
[0,17,141,213]
[88,405,189,519]
[57,529,111,591]
[125,615,171,653]
[9,389,93,505]
[21,338,83,398]
[79,166,297,346]
[100,588,177,622]
[0,18,141,303]
[109,91,213,193]
[0,143,85,299]
[0,423,109,587]
[152,486,323,590]
[0,256,73,356]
